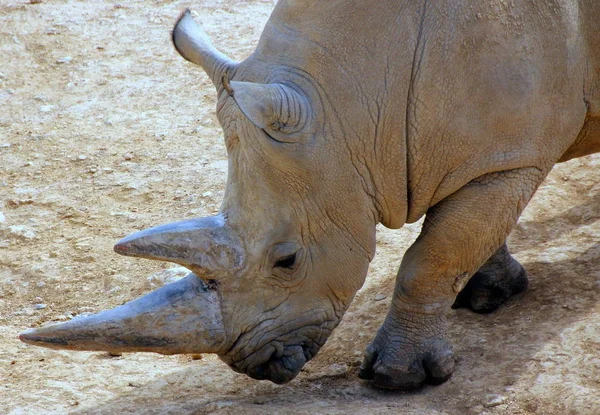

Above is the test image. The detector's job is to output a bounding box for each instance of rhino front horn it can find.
[19,274,226,354]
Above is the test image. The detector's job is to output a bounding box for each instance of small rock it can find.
[56,56,72,64]
[34,297,43,302]
[202,191,213,197]
[30,0,43,4]
[77,155,87,160]
[484,394,507,408]
[253,396,268,405]
[0,72,5,79]
[325,363,348,377]
[0,143,11,148]
[0,211,5,223]
[7,225,37,239]
[123,153,133,161]
[34,303,47,310]
[374,293,386,301]
[39,105,55,113]
[146,267,189,288]
[15,308,35,316]
[108,351,122,357]
[190,354,203,360]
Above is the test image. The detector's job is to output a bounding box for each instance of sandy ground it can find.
[1,1,599,414]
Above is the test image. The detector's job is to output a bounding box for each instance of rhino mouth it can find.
[222,318,337,384]
[245,343,311,384]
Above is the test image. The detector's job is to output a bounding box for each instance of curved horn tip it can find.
[173,8,193,37]
[171,8,237,88]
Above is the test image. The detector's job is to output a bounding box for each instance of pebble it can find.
[34,297,43,302]
[15,308,35,316]
[123,153,133,161]
[108,351,122,357]
[56,56,72,64]
[34,303,47,310]
[0,211,5,223]
[39,105,55,113]
[146,267,189,288]
[484,394,507,408]
[253,396,267,405]
[325,363,348,377]
[8,225,37,239]
[77,155,87,160]
[202,191,213,197]
[0,143,11,148]
[374,293,386,301]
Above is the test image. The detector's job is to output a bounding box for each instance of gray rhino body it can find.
[21,0,600,390]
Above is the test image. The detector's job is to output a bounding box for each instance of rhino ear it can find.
[229,81,313,137]
[172,9,237,88]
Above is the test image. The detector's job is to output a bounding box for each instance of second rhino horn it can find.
[114,215,244,278]
[172,9,237,88]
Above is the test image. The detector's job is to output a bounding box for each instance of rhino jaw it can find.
[19,274,226,355]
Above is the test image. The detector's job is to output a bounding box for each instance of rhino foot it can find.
[453,243,528,313]
[359,315,455,390]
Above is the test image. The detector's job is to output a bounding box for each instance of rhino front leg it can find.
[359,167,544,390]
[452,242,528,313]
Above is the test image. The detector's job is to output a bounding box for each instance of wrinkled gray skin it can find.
[21,1,600,390]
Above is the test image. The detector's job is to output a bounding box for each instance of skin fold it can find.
[20,0,600,390]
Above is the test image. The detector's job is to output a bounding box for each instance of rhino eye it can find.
[274,253,297,270]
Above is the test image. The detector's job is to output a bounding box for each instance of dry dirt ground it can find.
[1,1,599,414]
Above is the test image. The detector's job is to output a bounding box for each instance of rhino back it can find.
[250,0,592,226]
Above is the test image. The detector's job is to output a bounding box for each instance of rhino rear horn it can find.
[172,9,236,88]
[229,81,313,135]
[113,215,244,278]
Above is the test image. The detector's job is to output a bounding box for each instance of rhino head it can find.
[20,9,379,384]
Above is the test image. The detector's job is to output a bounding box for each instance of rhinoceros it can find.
[20,1,600,390]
